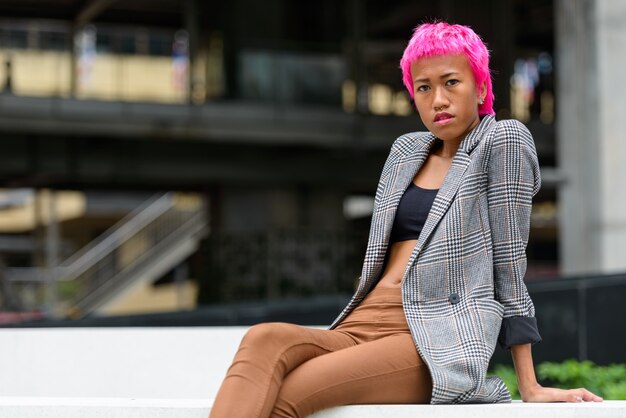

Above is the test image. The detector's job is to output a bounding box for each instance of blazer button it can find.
[449,293,460,304]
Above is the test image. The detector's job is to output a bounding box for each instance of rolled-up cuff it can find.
[498,316,542,350]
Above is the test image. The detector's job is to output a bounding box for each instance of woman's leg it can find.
[271,332,432,418]
[209,322,357,418]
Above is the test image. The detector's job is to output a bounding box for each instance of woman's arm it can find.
[487,120,543,349]
[488,121,602,402]
[511,343,603,402]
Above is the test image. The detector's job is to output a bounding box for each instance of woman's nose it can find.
[432,87,449,109]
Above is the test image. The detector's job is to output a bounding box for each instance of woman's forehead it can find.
[411,55,473,80]
[410,54,472,80]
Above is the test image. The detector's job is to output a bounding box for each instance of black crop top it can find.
[388,183,438,244]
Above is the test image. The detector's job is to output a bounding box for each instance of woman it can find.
[210,22,603,418]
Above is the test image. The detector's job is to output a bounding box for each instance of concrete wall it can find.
[557,0,626,274]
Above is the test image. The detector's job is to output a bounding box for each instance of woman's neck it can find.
[432,139,459,159]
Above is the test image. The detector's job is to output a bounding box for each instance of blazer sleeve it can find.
[487,119,543,350]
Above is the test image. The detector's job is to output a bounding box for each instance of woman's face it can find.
[410,54,485,145]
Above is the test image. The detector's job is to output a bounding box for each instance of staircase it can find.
[4,193,208,318]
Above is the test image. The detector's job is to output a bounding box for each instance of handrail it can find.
[56,193,175,280]
[5,193,174,283]
[4,192,208,315]
[73,208,207,313]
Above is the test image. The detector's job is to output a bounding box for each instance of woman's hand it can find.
[510,344,603,403]
[520,383,603,403]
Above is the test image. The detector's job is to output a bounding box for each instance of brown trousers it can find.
[209,286,432,418]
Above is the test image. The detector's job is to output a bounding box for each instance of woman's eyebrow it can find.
[413,72,461,83]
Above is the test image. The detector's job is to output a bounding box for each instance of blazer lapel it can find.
[411,149,470,257]
[362,115,496,285]
[407,115,496,268]
[361,134,437,284]
[381,142,432,235]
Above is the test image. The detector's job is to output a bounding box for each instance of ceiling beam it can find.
[75,0,119,28]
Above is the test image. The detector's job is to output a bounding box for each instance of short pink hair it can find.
[400,22,494,116]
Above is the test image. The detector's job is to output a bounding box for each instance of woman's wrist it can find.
[518,381,541,401]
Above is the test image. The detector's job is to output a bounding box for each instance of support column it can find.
[44,189,60,318]
[346,0,367,114]
[69,26,77,97]
[556,0,626,274]
[184,0,200,104]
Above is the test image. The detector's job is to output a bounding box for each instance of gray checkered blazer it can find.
[330,115,541,404]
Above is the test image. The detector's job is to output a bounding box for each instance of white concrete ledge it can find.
[310,401,626,418]
[0,398,209,418]
[1,328,625,417]
[0,398,624,418]
[0,327,250,398]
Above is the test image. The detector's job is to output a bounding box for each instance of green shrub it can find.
[490,359,626,400]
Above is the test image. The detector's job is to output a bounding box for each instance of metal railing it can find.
[202,228,367,303]
[4,193,208,317]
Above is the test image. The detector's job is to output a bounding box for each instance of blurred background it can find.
[0,0,623,365]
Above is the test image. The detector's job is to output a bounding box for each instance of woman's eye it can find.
[446,79,460,86]
[415,85,429,92]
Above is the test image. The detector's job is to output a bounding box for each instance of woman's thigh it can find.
[271,332,432,418]
[210,323,359,418]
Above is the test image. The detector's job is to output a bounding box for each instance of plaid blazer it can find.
[330,115,541,404]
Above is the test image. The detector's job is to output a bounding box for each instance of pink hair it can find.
[400,22,494,116]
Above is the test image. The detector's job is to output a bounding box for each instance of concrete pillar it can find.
[44,189,60,317]
[556,0,626,274]
[346,0,367,114]
[184,0,201,104]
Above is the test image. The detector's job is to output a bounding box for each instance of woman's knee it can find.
[241,322,301,349]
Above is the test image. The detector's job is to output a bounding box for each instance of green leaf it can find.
[492,359,626,400]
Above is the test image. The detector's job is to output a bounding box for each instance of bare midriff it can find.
[375,143,452,289]
[376,239,419,288]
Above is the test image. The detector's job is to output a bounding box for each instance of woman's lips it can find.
[434,112,454,124]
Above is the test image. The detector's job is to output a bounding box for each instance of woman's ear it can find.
[479,82,487,102]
